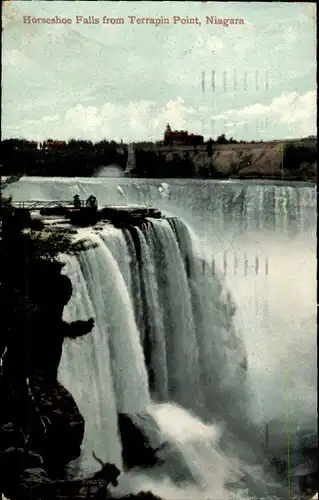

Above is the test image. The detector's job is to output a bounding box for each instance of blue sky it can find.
[2,1,317,142]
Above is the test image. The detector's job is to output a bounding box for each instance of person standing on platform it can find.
[73,195,81,209]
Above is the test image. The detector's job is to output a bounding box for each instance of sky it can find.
[2,1,317,142]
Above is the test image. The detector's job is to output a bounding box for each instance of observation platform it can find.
[4,200,162,228]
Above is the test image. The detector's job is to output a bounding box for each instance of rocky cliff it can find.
[0,208,165,500]
[158,140,317,181]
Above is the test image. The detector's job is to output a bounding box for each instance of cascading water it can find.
[59,228,152,474]
[56,218,280,499]
[4,177,316,498]
[135,219,203,411]
[58,255,123,473]
[6,177,315,240]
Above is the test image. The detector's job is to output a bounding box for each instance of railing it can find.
[10,200,86,210]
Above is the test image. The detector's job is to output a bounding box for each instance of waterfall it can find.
[56,215,284,499]
[59,256,122,473]
[4,177,316,237]
[59,229,151,474]
[4,177,316,497]
[167,218,249,419]
[125,143,136,175]
[122,224,169,402]
[138,219,203,410]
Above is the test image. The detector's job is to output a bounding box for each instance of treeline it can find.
[1,136,244,178]
[135,135,253,148]
[1,139,127,177]
[207,134,256,145]
[1,137,317,180]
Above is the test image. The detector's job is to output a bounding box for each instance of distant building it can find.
[164,123,204,146]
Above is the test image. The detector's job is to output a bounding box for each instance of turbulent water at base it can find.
[4,178,317,499]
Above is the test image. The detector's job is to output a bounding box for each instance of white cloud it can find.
[2,91,316,142]
[153,98,194,130]
[214,91,316,137]
[4,98,202,142]
[2,1,315,146]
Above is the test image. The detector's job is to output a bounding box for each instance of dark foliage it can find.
[1,136,242,179]
[283,142,317,172]
[1,139,127,177]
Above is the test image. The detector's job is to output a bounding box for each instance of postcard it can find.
[1,2,317,500]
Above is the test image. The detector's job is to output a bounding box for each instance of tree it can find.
[229,136,238,144]
[216,134,228,145]
[283,143,317,172]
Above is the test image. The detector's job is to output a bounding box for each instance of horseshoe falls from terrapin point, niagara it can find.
[4,177,317,499]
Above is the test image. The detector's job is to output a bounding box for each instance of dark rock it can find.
[27,377,85,471]
[40,206,69,216]
[30,218,45,230]
[13,460,120,500]
[1,264,94,383]
[0,449,45,500]
[0,447,43,469]
[0,422,24,451]
[99,206,162,228]
[22,317,94,384]
[0,448,25,493]
[46,456,122,499]
[118,493,163,500]
[0,377,85,475]
[22,466,50,480]
[11,471,53,500]
[92,452,121,487]
[10,208,32,230]
[118,413,166,470]
[0,208,97,497]
[1,457,119,500]
[67,207,99,226]
[27,450,45,468]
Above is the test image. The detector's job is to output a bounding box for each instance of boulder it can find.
[118,413,166,470]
